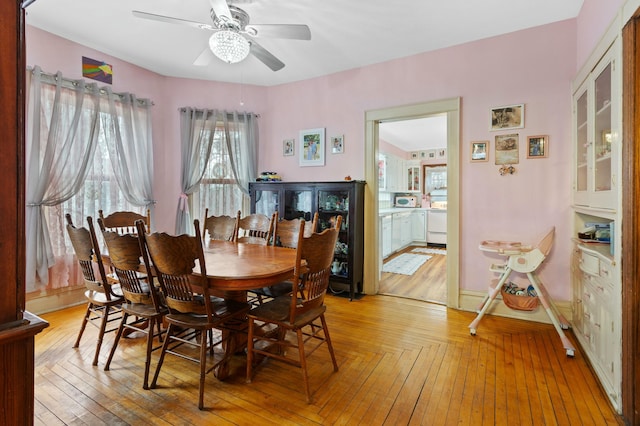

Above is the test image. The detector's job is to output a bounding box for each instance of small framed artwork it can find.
[495,133,520,165]
[283,139,294,156]
[420,151,427,159]
[490,104,524,131]
[527,135,548,159]
[427,149,436,159]
[471,141,489,162]
[437,148,447,159]
[331,135,344,154]
[410,151,419,159]
[299,128,325,166]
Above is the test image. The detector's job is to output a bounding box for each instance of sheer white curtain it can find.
[25,66,101,292]
[25,66,154,292]
[175,108,257,235]
[175,108,218,235]
[101,87,155,216]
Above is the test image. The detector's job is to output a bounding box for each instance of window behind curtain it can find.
[40,110,142,291]
[194,120,247,222]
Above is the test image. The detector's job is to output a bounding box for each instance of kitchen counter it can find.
[379,207,445,215]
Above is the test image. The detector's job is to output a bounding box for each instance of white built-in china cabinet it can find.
[571,34,622,412]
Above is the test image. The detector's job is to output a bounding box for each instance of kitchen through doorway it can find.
[363,97,460,309]
[378,115,448,304]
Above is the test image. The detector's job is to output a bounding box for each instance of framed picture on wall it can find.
[490,104,524,131]
[331,135,344,154]
[299,128,325,166]
[471,141,489,162]
[283,139,294,156]
[495,133,519,164]
[527,135,548,158]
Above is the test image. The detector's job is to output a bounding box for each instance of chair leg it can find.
[73,303,92,348]
[142,317,155,390]
[93,305,111,366]
[198,327,208,410]
[150,323,174,389]
[104,312,129,371]
[296,328,311,403]
[320,314,339,372]
[246,318,255,383]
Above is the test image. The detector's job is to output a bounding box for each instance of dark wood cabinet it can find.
[249,181,365,300]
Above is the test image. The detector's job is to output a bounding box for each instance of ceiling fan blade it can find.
[193,46,215,66]
[249,40,285,71]
[245,24,311,40]
[209,0,233,21]
[132,10,214,31]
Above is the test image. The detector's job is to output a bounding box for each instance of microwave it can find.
[395,195,418,207]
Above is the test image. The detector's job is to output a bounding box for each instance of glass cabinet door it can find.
[575,89,588,194]
[317,189,350,278]
[407,164,420,192]
[594,62,612,193]
[283,189,312,220]
[254,189,279,216]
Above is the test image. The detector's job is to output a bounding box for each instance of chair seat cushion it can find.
[84,289,123,305]
[122,302,167,318]
[166,297,250,329]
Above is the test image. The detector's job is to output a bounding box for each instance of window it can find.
[194,121,248,221]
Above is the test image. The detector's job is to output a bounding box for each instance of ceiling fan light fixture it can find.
[209,30,250,64]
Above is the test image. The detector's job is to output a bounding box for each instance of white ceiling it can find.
[25,0,584,88]
[379,115,448,152]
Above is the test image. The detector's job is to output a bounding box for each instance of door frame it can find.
[363,98,460,308]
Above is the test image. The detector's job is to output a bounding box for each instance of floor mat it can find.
[411,247,447,255]
[382,253,431,275]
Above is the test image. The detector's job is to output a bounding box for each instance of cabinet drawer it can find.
[580,251,600,276]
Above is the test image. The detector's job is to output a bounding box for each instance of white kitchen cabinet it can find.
[406,160,421,193]
[411,209,427,243]
[427,209,446,245]
[381,215,392,258]
[381,154,404,193]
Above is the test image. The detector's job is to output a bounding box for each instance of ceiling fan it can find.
[132,0,311,71]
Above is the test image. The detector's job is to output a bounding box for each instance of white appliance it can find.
[395,195,418,207]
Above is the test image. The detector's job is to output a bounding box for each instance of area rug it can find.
[412,247,447,255]
[382,253,431,275]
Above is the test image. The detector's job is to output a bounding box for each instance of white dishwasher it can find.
[427,209,447,245]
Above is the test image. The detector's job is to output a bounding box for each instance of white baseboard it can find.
[26,286,86,315]
[458,289,572,325]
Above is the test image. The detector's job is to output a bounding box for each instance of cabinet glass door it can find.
[594,62,612,193]
[575,90,588,193]
[283,189,312,220]
[407,165,420,192]
[254,190,279,216]
[317,189,349,278]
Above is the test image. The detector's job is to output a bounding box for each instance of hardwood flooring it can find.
[34,296,622,425]
[380,245,447,304]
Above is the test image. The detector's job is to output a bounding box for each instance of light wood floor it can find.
[34,296,621,425]
[380,245,447,304]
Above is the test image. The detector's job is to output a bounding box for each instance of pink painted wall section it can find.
[576,0,624,69]
[262,20,577,299]
[379,139,410,160]
[25,25,268,233]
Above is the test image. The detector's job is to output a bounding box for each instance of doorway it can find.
[377,116,448,304]
[362,98,460,308]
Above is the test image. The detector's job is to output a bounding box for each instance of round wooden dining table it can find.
[196,240,299,295]
[194,240,300,379]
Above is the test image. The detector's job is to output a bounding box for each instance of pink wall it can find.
[576,0,624,69]
[27,6,622,301]
[262,20,577,299]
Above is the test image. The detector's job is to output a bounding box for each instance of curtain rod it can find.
[178,107,259,118]
[27,66,154,106]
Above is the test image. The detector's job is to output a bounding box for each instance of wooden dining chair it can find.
[246,215,342,403]
[99,209,151,235]
[251,212,319,304]
[141,219,251,410]
[99,218,167,390]
[65,214,123,366]
[236,212,276,245]
[202,208,239,242]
